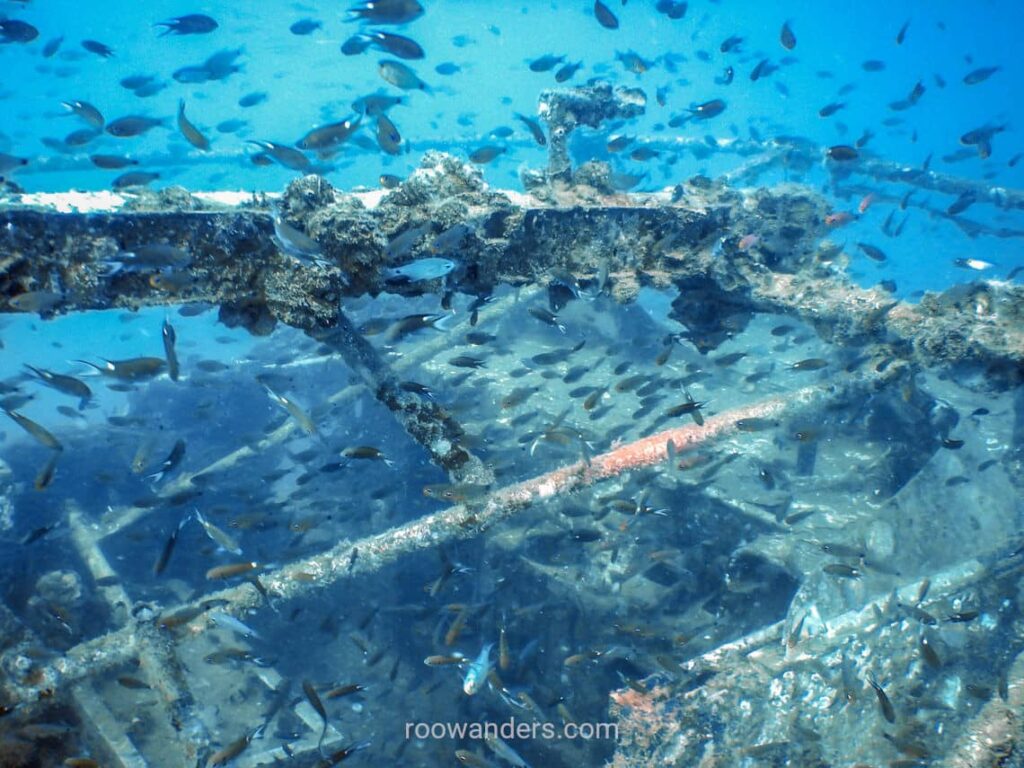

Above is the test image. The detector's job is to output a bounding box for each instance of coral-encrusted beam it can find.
[225,383,818,609]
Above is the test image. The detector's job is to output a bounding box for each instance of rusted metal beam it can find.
[307,310,491,479]
[2,173,1020,378]
[0,182,726,319]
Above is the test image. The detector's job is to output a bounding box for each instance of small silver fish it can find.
[386,223,431,258]
[263,382,319,438]
[131,437,154,474]
[485,735,530,768]
[248,140,311,171]
[78,357,165,380]
[106,115,164,137]
[162,319,180,381]
[4,409,63,450]
[209,611,261,639]
[272,215,332,270]
[463,642,493,695]
[378,59,428,91]
[348,0,424,24]
[296,115,363,151]
[953,257,994,271]
[177,100,210,151]
[24,365,92,402]
[514,113,546,146]
[303,679,328,754]
[384,257,456,283]
[115,243,192,270]
[194,508,242,555]
[376,113,402,155]
[9,291,63,315]
[148,438,185,483]
[34,451,60,491]
[61,99,105,129]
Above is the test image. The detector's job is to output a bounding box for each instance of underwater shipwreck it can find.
[1,82,1023,768]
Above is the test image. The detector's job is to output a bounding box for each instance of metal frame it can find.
[1,84,1022,766]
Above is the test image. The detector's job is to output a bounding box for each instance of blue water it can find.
[1,3,1023,766]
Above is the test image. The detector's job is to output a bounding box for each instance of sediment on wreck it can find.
[2,155,1020,374]
[1,78,1022,766]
